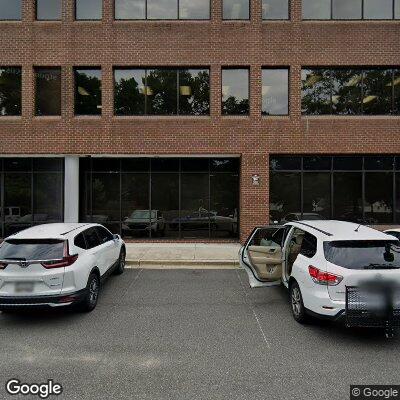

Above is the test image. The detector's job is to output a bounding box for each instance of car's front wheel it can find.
[290,281,307,324]
[113,248,126,275]
[77,273,100,312]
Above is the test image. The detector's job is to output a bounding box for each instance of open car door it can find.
[240,226,285,288]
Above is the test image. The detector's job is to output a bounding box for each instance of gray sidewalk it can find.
[126,242,241,269]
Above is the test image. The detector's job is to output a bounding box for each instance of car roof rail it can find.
[294,221,333,237]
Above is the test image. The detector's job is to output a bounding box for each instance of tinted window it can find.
[222,69,249,115]
[262,69,289,115]
[114,69,146,115]
[179,0,209,19]
[96,226,114,243]
[396,0,400,18]
[74,233,87,249]
[364,0,393,19]
[75,68,102,115]
[302,0,330,19]
[324,240,400,269]
[333,157,362,170]
[364,156,394,170]
[333,173,363,222]
[303,156,331,170]
[301,69,331,115]
[84,228,100,249]
[0,239,64,260]
[179,69,210,115]
[270,156,302,171]
[332,0,362,19]
[303,173,331,219]
[362,69,393,115]
[395,69,400,113]
[331,69,362,115]
[147,0,178,19]
[37,0,62,20]
[365,172,393,223]
[0,67,22,116]
[146,69,177,115]
[0,0,21,20]
[299,232,317,258]
[262,0,288,19]
[115,0,146,19]
[223,0,249,19]
[35,68,61,116]
[76,0,103,19]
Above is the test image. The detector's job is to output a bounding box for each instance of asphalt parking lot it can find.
[0,269,399,400]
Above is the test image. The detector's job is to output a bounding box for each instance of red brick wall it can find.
[0,0,399,242]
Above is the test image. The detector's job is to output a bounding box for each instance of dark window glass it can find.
[92,173,120,222]
[84,228,100,249]
[147,0,178,19]
[179,69,210,115]
[396,157,400,170]
[222,69,249,115]
[333,156,362,170]
[303,156,331,170]
[302,0,330,19]
[151,158,179,172]
[181,158,209,172]
[270,172,301,224]
[33,158,63,172]
[262,0,288,19]
[333,173,363,222]
[74,233,87,249]
[364,0,393,19]
[210,173,239,238]
[151,173,179,238]
[301,69,331,115]
[92,158,120,172]
[0,0,21,20]
[364,156,394,171]
[114,69,146,116]
[0,67,22,116]
[115,0,146,19]
[303,173,331,219]
[270,156,301,171]
[299,232,318,258]
[4,158,31,171]
[396,174,400,222]
[146,69,177,115]
[0,239,65,260]
[365,172,393,223]
[121,173,150,238]
[180,0,210,19]
[35,68,61,116]
[223,0,249,19]
[122,158,150,172]
[332,0,362,19]
[33,173,63,222]
[396,0,400,18]
[181,173,210,238]
[262,69,289,115]
[76,0,102,20]
[74,68,102,116]
[37,0,62,20]
[331,69,362,115]
[96,226,114,243]
[362,69,393,115]
[394,69,400,114]
[210,158,240,172]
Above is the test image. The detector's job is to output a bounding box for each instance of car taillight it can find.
[308,265,343,286]
[41,241,78,269]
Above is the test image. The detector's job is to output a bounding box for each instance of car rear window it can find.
[0,239,65,261]
[324,240,400,270]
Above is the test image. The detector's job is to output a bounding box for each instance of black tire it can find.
[113,248,126,275]
[77,272,100,312]
[290,281,308,324]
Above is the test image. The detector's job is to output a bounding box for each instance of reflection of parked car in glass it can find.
[170,210,216,231]
[280,213,327,224]
[213,208,238,236]
[7,214,57,235]
[1,207,21,223]
[122,210,165,237]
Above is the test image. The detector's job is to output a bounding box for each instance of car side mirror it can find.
[113,234,120,241]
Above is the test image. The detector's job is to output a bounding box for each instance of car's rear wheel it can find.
[113,248,126,275]
[290,281,307,324]
[77,273,100,312]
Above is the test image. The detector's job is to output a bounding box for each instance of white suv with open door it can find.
[240,221,400,334]
[0,223,126,312]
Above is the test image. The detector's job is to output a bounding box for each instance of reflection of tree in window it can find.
[331,69,362,115]
[114,70,145,115]
[301,69,331,115]
[222,69,249,115]
[0,67,22,116]
[179,69,210,115]
[362,69,393,115]
[75,69,102,115]
[146,69,177,115]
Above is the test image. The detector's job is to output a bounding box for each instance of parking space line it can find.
[236,269,271,349]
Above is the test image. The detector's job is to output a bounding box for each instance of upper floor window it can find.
[76,0,103,20]
[114,68,210,116]
[37,0,62,20]
[35,67,61,116]
[74,68,102,116]
[223,0,250,19]
[303,0,399,19]
[0,0,21,20]
[301,67,400,116]
[0,67,22,116]
[262,0,289,20]
[221,68,249,115]
[115,0,210,20]
[262,68,289,115]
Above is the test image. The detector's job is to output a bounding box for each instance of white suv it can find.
[240,220,400,334]
[0,223,126,312]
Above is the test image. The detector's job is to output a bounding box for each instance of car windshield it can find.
[129,210,156,219]
[324,240,400,270]
[0,239,65,261]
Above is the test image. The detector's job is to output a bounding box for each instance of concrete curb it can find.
[126,259,240,269]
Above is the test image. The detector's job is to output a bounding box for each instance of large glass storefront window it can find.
[270,155,400,225]
[80,157,240,239]
[0,158,64,237]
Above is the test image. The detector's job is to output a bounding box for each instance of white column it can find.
[64,156,80,223]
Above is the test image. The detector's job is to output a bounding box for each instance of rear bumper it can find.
[0,289,87,310]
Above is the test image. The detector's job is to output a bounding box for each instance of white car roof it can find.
[288,220,396,242]
[7,223,95,240]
